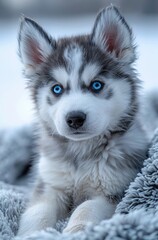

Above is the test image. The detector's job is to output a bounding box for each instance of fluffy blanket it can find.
[0,126,158,240]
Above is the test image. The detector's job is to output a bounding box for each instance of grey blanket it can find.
[0,126,158,240]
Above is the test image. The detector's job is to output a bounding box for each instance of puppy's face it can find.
[19,7,137,141]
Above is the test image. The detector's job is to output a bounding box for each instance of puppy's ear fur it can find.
[18,16,56,76]
[91,6,135,63]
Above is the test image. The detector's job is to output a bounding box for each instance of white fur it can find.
[64,44,83,91]
[82,63,101,85]
[37,76,131,141]
[18,119,147,236]
[63,196,116,233]
[64,44,83,75]
[50,45,83,92]
[37,122,146,196]
[51,67,69,88]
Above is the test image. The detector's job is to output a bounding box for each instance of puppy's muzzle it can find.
[66,111,86,129]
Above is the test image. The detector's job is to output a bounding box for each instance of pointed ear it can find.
[18,16,56,76]
[91,6,135,63]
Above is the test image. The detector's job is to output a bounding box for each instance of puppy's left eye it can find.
[51,84,63,96]
[90,81,104,93]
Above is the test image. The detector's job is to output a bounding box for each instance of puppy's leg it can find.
[63,196,116,233]
[17,188,67,237]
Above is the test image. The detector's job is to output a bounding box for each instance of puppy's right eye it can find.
[89,81,104,93]
[51,84,63,96]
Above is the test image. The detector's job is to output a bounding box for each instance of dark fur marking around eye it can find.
[47,96,54,105]
[104,88,113,99]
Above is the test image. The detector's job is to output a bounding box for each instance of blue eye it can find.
[90,81,104,93]
[52,85,63,95]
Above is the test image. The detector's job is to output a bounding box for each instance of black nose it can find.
[66,111,86,129]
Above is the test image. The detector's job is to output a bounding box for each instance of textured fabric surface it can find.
[0,126,158,240]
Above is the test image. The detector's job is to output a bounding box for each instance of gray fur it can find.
[47,96,53,106]
[33,179,45,196]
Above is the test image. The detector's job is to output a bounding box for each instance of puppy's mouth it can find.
[66,130,95,141]
[72,131,86,135]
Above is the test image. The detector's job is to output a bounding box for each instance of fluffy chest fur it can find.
[38,120,147,205]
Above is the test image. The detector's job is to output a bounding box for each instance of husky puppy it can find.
[17,6,148,236]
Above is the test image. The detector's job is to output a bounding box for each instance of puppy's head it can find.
[18,6,138,141]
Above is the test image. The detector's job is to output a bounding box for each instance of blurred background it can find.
[0,0,158,129]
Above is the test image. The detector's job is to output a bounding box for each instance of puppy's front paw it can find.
[63,224,85,233]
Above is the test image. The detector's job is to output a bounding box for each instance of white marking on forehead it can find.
[82,63,100,85]
[64,44,83,75]
[64,44,83,91]
[50,44,83,91]
[51,67,68,87]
